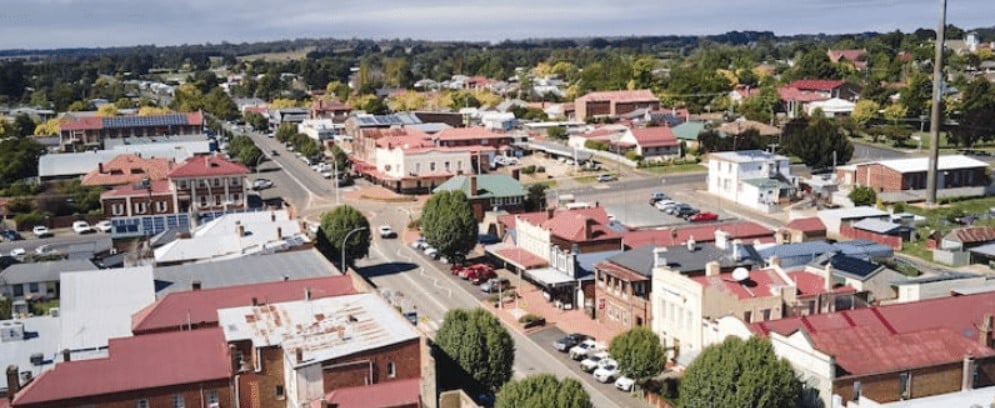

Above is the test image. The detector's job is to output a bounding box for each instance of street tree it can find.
[228,135,263,168]
[849,185,878,207]
[609,327,666,385]
[320,205,371,269]
[495,374,590,408]
[244,111,269,131]
[783,116,853,170]
[329,144,349,173]
[546,126,568,140]
[680,337,802,408]
[436,308,515,391]
[524,183,549,212]
[851,100,880,128]
[275,123,297,143]
[421,190,478,263]
[948,77,995,147]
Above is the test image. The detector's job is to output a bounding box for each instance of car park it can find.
[569,339,601,360]
[689,212,719,222]
[553,333,592,352]
[95,220,113,233]
[593,359,620,383]
[580,351,611,373]
[32,226,51,238]
[615,376,636,392]
[378,225,397,238]
[480,278,511,293]
[72,221,94,234]
[2,230,22,241]
[668,203,693,215]
[596,174,616,182]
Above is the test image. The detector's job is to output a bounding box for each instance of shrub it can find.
[535,166,546,173]
[14,211,46,228]
[892,202,907,214]
[848,186,877,207]
[488,289,517,303]
[585,139,610,151]
[518,313,546,328]
[521,165,537,175]
[624,151,643,161]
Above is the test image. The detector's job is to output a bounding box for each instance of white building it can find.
[59,266,155,356]
[153,210,307,265]
[707,150,794,212]
[805,98,856,118]
[297,119,343,141]
[374,145,477,191]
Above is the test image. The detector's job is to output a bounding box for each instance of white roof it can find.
[817,206,889,220]
[218,294,419,368]
[806,97,856,113]
[153,210,306,264]
[874,155,988,173]
[0,316,61,390]
[38,141,210,178]
[59,266,155,352]
[709,150,789,163]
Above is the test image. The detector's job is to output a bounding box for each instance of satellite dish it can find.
[732,268,750,282]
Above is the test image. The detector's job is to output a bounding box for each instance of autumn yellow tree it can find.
[33,118,63,136]
[473,89,503,108]
[138,106,173,116]
[851,100,880,128]
[387,91,427,112]
[96,104,118,117]
[269,98,301,109]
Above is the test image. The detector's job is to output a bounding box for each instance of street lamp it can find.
[341,226,367,274]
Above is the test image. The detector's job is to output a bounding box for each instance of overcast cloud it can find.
[1,0,992,50]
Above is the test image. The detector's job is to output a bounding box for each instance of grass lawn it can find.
[29,298,59,316]
[574,175,599,183]
[893,196,995,263]
[526,180,558,188]
[900,240,933,263]
[641,163,706,175]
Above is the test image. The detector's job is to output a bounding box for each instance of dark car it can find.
[676,206,700,218]
[553,333,592,352]
[2,230,23,241]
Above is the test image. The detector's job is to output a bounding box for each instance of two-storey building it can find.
[707,150,794,212]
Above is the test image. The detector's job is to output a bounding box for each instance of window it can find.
[28,283,39,293]
[156,201,168,213]
[275,385,285,400]
[852,381,862,401]
[172,394,185,408]
[899,373,911,399]
[230,177,240,186]
[206,390,219,405]
[213,178,221,187]
[136,399,149,408]
[430,162,436,171]
[135,202,148,215]
[13,285,23,297]
[761,309,771,321]
[200,179,209,188]
[387,361,396,378]
[112,203,125,216]
[178,180,188,189]
[744,311,752,323]
[215,195,222,206]
[232,193,241,203]
[444,161,450,171]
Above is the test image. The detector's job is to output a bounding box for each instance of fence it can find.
[840,224,903,250]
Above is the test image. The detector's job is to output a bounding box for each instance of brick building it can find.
[432,127,513,149]
[10,328,233,408]
[59,111,204,151]
[433,174,526,222]
[836,155,989,198]
[574,90,660,122]
[81,154,176,188]
[217,294,422,408]
[310,99,352,122]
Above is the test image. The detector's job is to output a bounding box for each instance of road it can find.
[0,233,111,256]
[851,140,911,162]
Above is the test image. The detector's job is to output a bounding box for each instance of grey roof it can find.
[525,140,593,161]
[153,249,336,296]
[0,259,97,285]
[103,134,209,148]
[759,240,894,268]
[808,253,884,281]
[0,316,61,390]
[833,240,894,259]
[851,218,906,234]
[892,271,979,285]
[604,245,658,277]
[407,123,452,134]
[969,242,995,257]
[644,242,761,274]
[576,250,621,275]
[38,140,210,178]
[352,112,422,127]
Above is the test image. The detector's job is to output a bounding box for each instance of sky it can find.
[1,0,993,50]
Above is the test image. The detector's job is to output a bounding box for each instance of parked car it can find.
[32,226,51,238]
[72,221,94,234]
[480,278,511,293]
[95,220,113,233]
[321,170,333,179]
[403,311,418,325]
[596,174,617,183]
[378,225,397,238]
[677,207,701,218]
[654,200,677,210]
[553,333,592,352]
[580,351,611,373]
[411,236,427,250]
[665,203,690,215]
[9,248,25,257]
[35,244,51,255]
[593,359,620,383]
[569,339,601,360]
[2,230,22,241]
[251,178,273,190]
[649,192,669,204]
[423,246,439,258]
[689,212,719,222]
[615,376,636,392]
[469,269,497,285]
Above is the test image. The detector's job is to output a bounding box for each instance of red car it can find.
[469,269,497,285]
[689,212,719,222]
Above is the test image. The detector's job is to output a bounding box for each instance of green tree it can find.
[203,88,239,120]
[275,122,297,143]
[547,126,568,141]
[0,137,44,187]
[421,190,478,263]
[495,374,590,408]
[738,86,778,124]
[900,72,932,118]
[948,77,995,147]
[851,100,880,128]
[680,337,802,408]
[228,135,263,168]
[849,185,878,207]
[523,183,548,212]
[320,205,372,269]
[329,144,349,173]
[11,114,36,138]
[436,308,515,391]
[244,111,269,131]
[783,116,853,170]
[66,101,89,112]
[789,49,840,80]
[609,327,666,385]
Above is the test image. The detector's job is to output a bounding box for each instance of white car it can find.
[411,237,427,249]
[9,248,25,257]
[72,221,94,234]
[569,339,600,360]
[654,200,677,210]
[32,226,51,238]
[35,245,51,255]
[615,376,636,392]
[593,359,619,383]
[580,351,611,373]
[321,170,333,179]
[423,246,439,258]
[95,220,113,233]
[378,225,396,238]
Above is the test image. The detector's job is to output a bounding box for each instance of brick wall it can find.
[14,380,232,408]
[854,164,903,192]
[322,339,421,392]
[832,358,995,404]
[840,224,903,250]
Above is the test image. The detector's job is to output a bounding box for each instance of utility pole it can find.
[925,0,947,206]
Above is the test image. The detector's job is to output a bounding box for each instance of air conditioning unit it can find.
[48,307,59,317]
[208,404,220,408]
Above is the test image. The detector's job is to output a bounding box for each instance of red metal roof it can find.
[81,154,176,187]
[577,89,658,103]
[13,328,231,405]
[311,99,352,112]
[630,127,678,148]
[59,116,103,131]
[101,179,172,199]
[131,276,356,334]
[434,127,507,141]
[167,154,250,178]
[324,378,421,408]
[494,247,548,269]
[811,327,993,376]
[828,49,867,64]
[622,221,774,249]
[786,217,827,233]
[787,271,855,297]
[947,226,995,244]
[784,79,847,91]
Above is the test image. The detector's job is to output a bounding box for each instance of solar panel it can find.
[829,255,880,278]
[102,114,189,129]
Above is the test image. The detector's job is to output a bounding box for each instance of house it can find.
[59,267,156,356]
[569,125,679,160]
[165,154,250,213]
[781,217,828,243]
[100,179,174,217]
[480,111,516,131]
[153,210,307,266]
[574,90,660,122]
[835,155,989,202]
[779,80,861,118]
[753,292,995,406]
[707,150,794,212]
[270,108,309,126]
[622,221,775,249]
[816,206,890,237]
[10,328,232,408]
[132,276,356,335]
[891,272,995,303]
[804,253,902,304]
[218,294,422,408]
[363,129,480,194]
[828,49,868,70]
[805,97,857,117]
[433,127,514,150]
[38,139,210,181]
[728,85,761,105]
[310,99,352,122]
[80,154,176,188]
[0,259,96,302]
[344,112,423,139]
[58,111,204,151]
[671,121,707,148]
[843,218,915,250]
[594,246,658,331]
[152,249,340,296]
[433,174,526,222]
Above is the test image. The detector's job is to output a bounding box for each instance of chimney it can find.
[980,314,993,348]
[547,208,555,219]
[238,225,245,237]
[705,261,720,277]
[277,227,283,239]
[304,287,311,301]
[192,280,202,291]
[469,175,478,195]
[6,365,19,400]
[62,348,71,362]
[963,354,976,391]
[283,275,290,282]
[768,256,781,268]
[584,218,594,240]
[652,247,668,269]
[251,297,258,306]
[715,230,729,249]
[295,348,304,364]
[823,262,834,292]
[98,162,104,174]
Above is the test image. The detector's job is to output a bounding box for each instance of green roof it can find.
[433,174,526,199]
[743,178,793,190]
[672,121,707,141]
